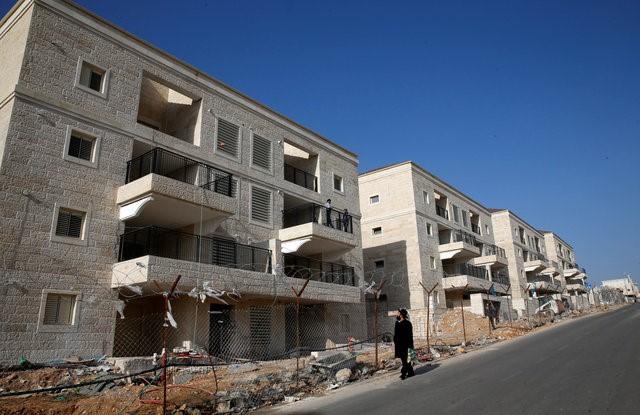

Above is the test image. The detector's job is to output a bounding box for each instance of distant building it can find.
[601,276,639,301]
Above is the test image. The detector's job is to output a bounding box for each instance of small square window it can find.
[333,174,344,192]
[430,256,437,270]
[426,223,433,236]
[76,59,108,97]
[372,227,382,236]
[369,195,380,204]
[43,293,76,326]
[374,260,385,269]
[68,132,95,161]
[55,208,85,239]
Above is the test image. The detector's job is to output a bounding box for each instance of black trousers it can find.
[400,355,414,377]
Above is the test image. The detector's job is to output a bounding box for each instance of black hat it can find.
[399,309,409,318]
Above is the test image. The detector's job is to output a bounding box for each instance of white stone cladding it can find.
[0,0,364,362]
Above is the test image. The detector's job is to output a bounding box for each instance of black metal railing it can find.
[436,205,449,220]
[451,229,478,246]
[491,272,510,286]
[118,226,272,273]
[445,263,488,280]
[283,254,355,286]
[526,252,547,262]
[482,243,506,258]
[125,148,234,197]
[470,223,481,235]
[282,203,353,234]
[284,163,318,192]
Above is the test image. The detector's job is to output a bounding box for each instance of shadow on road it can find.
[412,363,440,377]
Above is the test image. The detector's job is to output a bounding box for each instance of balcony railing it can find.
[451,229,479,246]
[445,263,488,280]
[284,163,318,192]
[526,252,547,262]
[282,203,353,234]
[482,244,506,258]
[436,205,449,220]
[491,272,510,286]
[126,148,234,197]
[283,254,355,286]
[471,224,481,235]
[118,226,272,273]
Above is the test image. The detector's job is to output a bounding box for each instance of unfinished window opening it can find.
[43,293,76,326]
[55,208,85,239]
[77,60,108,95]
[137,75,202,145]
[283,140,319,191]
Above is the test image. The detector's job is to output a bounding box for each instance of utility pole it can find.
[419,282,438,352]
[291,278,310,388]
[371,279,386,369]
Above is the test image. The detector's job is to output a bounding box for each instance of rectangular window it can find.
[250,186,272,224]
[43,293,76,325]
[462,210,468,227]
[426,222,433,236]
[67,132,95,161]
[339,314,350,332]
[55,208,85,239]
[423,191,430,205]
[453,205,460,223]
[251,134,272,171]
[333,174,344,192]
[430,256,436,270]
[485,224,490,235]
[369,195,380,204]
[374,260,385,269]
[372,227,382,236]
[79,61,106,93]
[216,118,240,157]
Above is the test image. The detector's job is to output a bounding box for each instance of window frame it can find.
[429,256,437,270]
[332,173,344,194]
[426,222,433,236]
[371,226,383,236]
[369,194,380,205]
[62,126,101,168]
[249,183,273,227]
[74,58,110,99]
[50,204,89,246]
[423,191,430,205]
[214,116,242,162]
[37,289,82,333]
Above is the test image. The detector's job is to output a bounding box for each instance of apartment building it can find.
[359,162,512,338]
[541,231,590,308]
[0,0,365,363]
[601,276,639,302]
[489,210,564,314]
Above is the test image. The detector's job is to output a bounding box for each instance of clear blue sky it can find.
[2,0,639,284]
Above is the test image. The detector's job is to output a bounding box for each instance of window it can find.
[79,61,106,92]
[339,314,350,332]
[67,131,95,161]
[485,224,490,235]
[372,227,382,236]
[518,248,522,257]
[426,222,433,236]
[251,134,272,171]
[369,195,380,204]
[43,293,76,326]
[55,208,85,239]
[216,118,240,158]
[462,210,468,227]
[250,186,272,224]
[333,174,344,192]
[423,191,430,205]
[452,205,460,223]
[374,260,385,269]
[430,256,436,270]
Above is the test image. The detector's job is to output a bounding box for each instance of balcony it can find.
[528,276,561,294]
[471,224,481,235]
[438,229,481,260]
[279,203,357,255]
[469,243,508,267]
[442,263,508,294]
[563,265,580,278]
[524,253,549,273]
[436,205,449,220]
[491,272,510,286]
[283,254,355,287]
[118,148,236,228]
[284,163,317,192]
[566,283,588,293]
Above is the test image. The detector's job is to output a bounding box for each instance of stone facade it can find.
[0,0,364,363]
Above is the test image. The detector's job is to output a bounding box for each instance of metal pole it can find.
[419,282,438,352]
[291,279,310,388]
[460,284,469,345]
[156,275,181,415]
[372,280,386,369]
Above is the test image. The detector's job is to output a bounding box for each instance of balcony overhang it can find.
[112,256,361,304]
[117,174,236,228]
[539,266,560,276]
[469,254,508,267]
[563,267,580,278]
[278,223,357,256]
[529,281,561,294]
[566,283,588,293]
[438,242,481,260]
[442,275,508,295]
[524,259,548,273]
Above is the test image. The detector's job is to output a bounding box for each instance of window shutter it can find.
[252,134,272,171]
[217,119,239,157]
[251,186,271,223]
[55,209,84,238]
[43,294,76,325]
[68,134,94,161]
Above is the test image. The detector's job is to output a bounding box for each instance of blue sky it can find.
[2,0,639,284]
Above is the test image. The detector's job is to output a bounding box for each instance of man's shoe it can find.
[400,374,406,380]
[406,373,415,378]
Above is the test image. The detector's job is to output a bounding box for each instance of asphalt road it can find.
[268,304,640,415]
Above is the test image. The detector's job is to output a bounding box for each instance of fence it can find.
[284,163,318,192]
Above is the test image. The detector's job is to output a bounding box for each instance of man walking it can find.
[394,309,415,379]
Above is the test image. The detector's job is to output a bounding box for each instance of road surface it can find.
[266,304,640,415]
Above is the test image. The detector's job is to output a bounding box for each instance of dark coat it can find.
[394,319,414,359]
